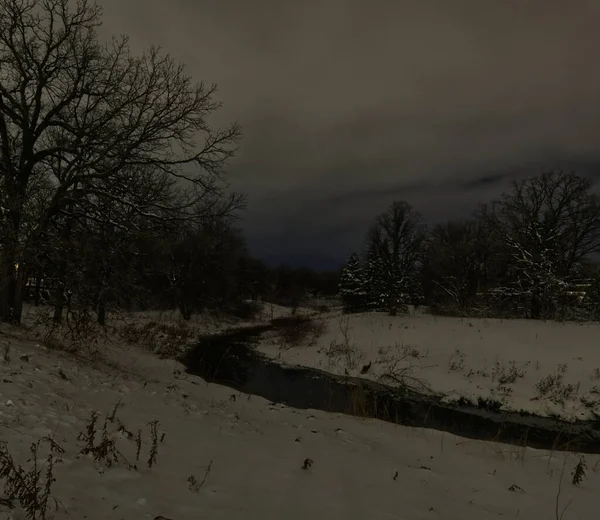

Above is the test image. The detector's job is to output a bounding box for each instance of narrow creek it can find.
[181,320,600,454]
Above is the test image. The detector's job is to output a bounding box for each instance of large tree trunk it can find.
[97,302,106,326]
[12,264,27,324]
[53,279,66,325]
[53,185,76,325]
[530,293,541,320]
[96,264,111,326]
[178,301,192,321]
[388,290,398,316]
[0,261,16,322]
[97,285,107,326]
[53,256,68,325]
[53,259,68,325]
[0,258,27,324]
[0,221,20,323]
[34,277,41,306]
[0,178,28,324]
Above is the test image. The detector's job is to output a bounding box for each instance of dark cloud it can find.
[96,0,600,268]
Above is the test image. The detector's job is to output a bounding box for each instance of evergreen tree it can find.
[364,247,386,311]
[338,253,367,313]
[365,201,427,315]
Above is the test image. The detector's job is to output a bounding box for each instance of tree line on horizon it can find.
[339,171,600,321]
[2,1,599,334]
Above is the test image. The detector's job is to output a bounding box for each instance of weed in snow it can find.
[534,365,580,405]
[325,317,364,371]
[326,339,364,371]
[77,404,163,471]
[0,436,64,520]
[579,394,600,414]
[448,350,465,372]
[377,343,431,393]
[572,457,587,486]
[492,360,527,386]
[0,403,170,519]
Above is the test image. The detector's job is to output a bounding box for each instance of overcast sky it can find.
[97,0,600,269]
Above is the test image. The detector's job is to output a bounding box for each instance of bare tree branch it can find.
[0,0,242,322]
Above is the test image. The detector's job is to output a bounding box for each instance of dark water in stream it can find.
[181,320,600,454]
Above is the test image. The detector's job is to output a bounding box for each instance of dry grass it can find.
[324,317,365,371]
[0,437,63,520]
[534,365,581,405]
[0,403,166,519]
[119,320,197,358]
[376,343,431,394]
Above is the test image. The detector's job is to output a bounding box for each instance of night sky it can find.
[97,0,600,269]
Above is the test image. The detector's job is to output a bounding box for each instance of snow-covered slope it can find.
[0,322,598,519]
[257,312,600,421]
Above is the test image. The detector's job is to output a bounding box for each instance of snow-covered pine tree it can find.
[480,172,600,319]
[363,247,387,311]
[338,253,367,313]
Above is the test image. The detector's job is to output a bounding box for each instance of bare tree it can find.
[0,0,241,323]
[162,215,248,320]
[421,218,498,315]
[365,200,427,316]
[479,171,600,319]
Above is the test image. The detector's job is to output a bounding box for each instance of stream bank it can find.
[182,321,600,454]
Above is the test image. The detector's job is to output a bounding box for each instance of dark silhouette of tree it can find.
[365,201,427,316]
[338,252,367,313]
[237,257,272,302]
[271,264,307,314]
[0,0,241,323]
[479,171,600,319]
[421,219,498,315]
[165,217,248,320]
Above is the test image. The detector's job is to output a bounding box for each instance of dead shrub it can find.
[0,437,64,520]
[30,304,110,357]
[377,343,431,394]
[77,404,163,471]
[119,320,195,358]
[534,365,579,405]
[326,338,365,371]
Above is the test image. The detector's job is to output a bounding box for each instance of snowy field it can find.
[0,321,599,520]
[257,311,600,421]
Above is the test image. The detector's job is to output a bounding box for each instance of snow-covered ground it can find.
[0,316,598,519]
[257,311,600,421]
